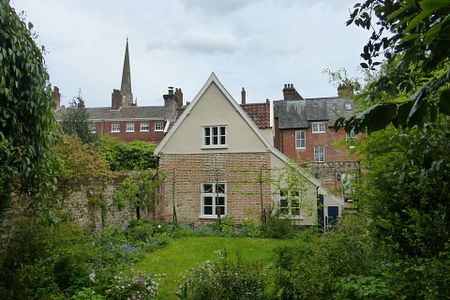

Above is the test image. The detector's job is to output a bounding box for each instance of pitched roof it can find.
[241,103,271,129]
[55,106,165,121]
[274,97,354,129]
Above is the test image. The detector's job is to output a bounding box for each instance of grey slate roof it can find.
[274,97,354,129]
[56,106,166,121]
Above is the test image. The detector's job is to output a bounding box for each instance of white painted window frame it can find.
[111,123,120,133]
[200,182,227,219]
[279,189,303,219]
[203,126,227,148]
[126,123,134,132]
[311,122,326,133]
[314,145,325,162]
[140,123,149,132]
[295,130,306,149]
[155,122,164,131]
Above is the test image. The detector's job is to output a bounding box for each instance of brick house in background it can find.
[154,73,344,226]
[273,83,359,199]
[54,39,183,144]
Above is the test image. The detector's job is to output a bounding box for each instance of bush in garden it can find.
[262,216,296,239]
[71,288,105,300]
[241,217,262,237]
[106,271,159,300]
[177,250,270,300]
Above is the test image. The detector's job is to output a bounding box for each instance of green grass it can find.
[135,236,292,299]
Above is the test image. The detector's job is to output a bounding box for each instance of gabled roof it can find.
[274,97,354,129]
[153,73,343,205]
[241,103,271,129]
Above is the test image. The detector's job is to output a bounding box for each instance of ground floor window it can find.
[279,189,302,218]
[201,182,226,217]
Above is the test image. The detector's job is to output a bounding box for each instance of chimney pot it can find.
[52,86,61,109]
[241,87,246,105]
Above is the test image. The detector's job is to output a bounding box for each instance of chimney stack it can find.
[241,87,246,104]
[337,83,354,98]
[174,88,183,108]
[282,83,303,100]
[111,89,122,110]
[52,86,61,109]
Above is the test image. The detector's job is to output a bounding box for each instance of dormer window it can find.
[203,126,227,147]
[311,122,326,133]
[345,103,352,111]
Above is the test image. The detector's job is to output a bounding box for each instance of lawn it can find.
[135,236,293,299]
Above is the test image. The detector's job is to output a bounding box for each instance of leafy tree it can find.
[0,1,57,209]
[336,0,450,133]
[60,95,96,143]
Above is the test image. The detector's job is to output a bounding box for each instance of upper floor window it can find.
[344,103,352,111]
[126,123,134,132]
[311,122,326,133]
[140,123,149,132]
[295,130,306,149]
[201,182,227,218]
[203,126,226,147]
[90,124,96,134]
[111,123,120,133]
[314,145,325,162]
[155,122,164,131]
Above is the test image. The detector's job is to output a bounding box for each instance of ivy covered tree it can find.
[336,0,450,133]
[60,95,96,144]
[0,1,57,210]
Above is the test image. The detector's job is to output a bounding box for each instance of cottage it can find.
[154,73,343,227]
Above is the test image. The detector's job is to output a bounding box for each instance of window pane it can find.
[213,127,218,136]
[280,199,288,208]
[204,196,213,205]
[217,206,225,215]
[220,127,226,135]
[217,197,225,206]
[220,135,226,145]
[204,206,212,215]
[291,207,300,215]
[213,136,218,144]
[217,184,226,193]
[203,184,213,193]
[204,128,210,136]
[205,136,210,145]
[279,189,286,197]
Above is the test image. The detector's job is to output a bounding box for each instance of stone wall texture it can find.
[158,153,273,224]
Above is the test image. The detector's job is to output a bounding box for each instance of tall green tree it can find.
[60,95,96,143]
[0,1,57,210]
[336,0,450,133]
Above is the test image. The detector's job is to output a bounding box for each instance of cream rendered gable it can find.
[159,82,268,154]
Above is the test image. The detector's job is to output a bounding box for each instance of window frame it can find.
[90,124,96,134]
[314,145,325,162]
[279,189,303,219]
[311,122,326,133]
[155,122,164,132]
[126,122,134,132]
[111,123,120,133]
[140,123,149,132]
[200,182,227,219]
[203,125,227,148]
[295,130,306,149]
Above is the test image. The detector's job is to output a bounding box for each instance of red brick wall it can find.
[93,120,165,143]
[158,153,272,224]
[278,127,354,162]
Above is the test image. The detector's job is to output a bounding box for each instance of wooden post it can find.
[172,168,177,223]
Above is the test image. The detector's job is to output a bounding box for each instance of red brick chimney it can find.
[111,89,122,110]
[52,86,61,109]
[282,83,303,100]
[174,88,183,108]
[241,87,246,104]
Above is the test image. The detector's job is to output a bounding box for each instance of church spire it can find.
[120,38,133,106]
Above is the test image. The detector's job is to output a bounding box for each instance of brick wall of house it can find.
[158,153,272,224]
[93,120,165,143]
[278,127,353,162]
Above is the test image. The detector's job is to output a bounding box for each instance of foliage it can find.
[0,1,58,209]
[60,96,96,143]
[71,288,105,300]
[0,218,96,299]
[115,169,164,219]
[356,123,450,258]
[106,271,159,300]
[241,217,262,237]
[177,250,269,300]
[262,216,296,239]
[97,137,158,171]
[52,135,114,209]
[336,0,450,133]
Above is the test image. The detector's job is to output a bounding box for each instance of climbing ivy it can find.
[0,1,58,210]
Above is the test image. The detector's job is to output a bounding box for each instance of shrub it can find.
[241,217,262,237]
[262,216,296,239]
[178,250,269,300]
[71,288,105,300]
[106,271,159,300]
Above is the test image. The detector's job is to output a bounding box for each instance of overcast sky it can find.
[11,0,369,107]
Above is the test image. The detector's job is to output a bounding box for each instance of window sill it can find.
[155,129,163,132]
[199,215,226,220]
[126,131,134,133]
[312,132,326,134]
[201,145,228,150]
[279,215,304,220]
[140,130,149,132]
[111,131,120,133]
[295,147,306,150]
